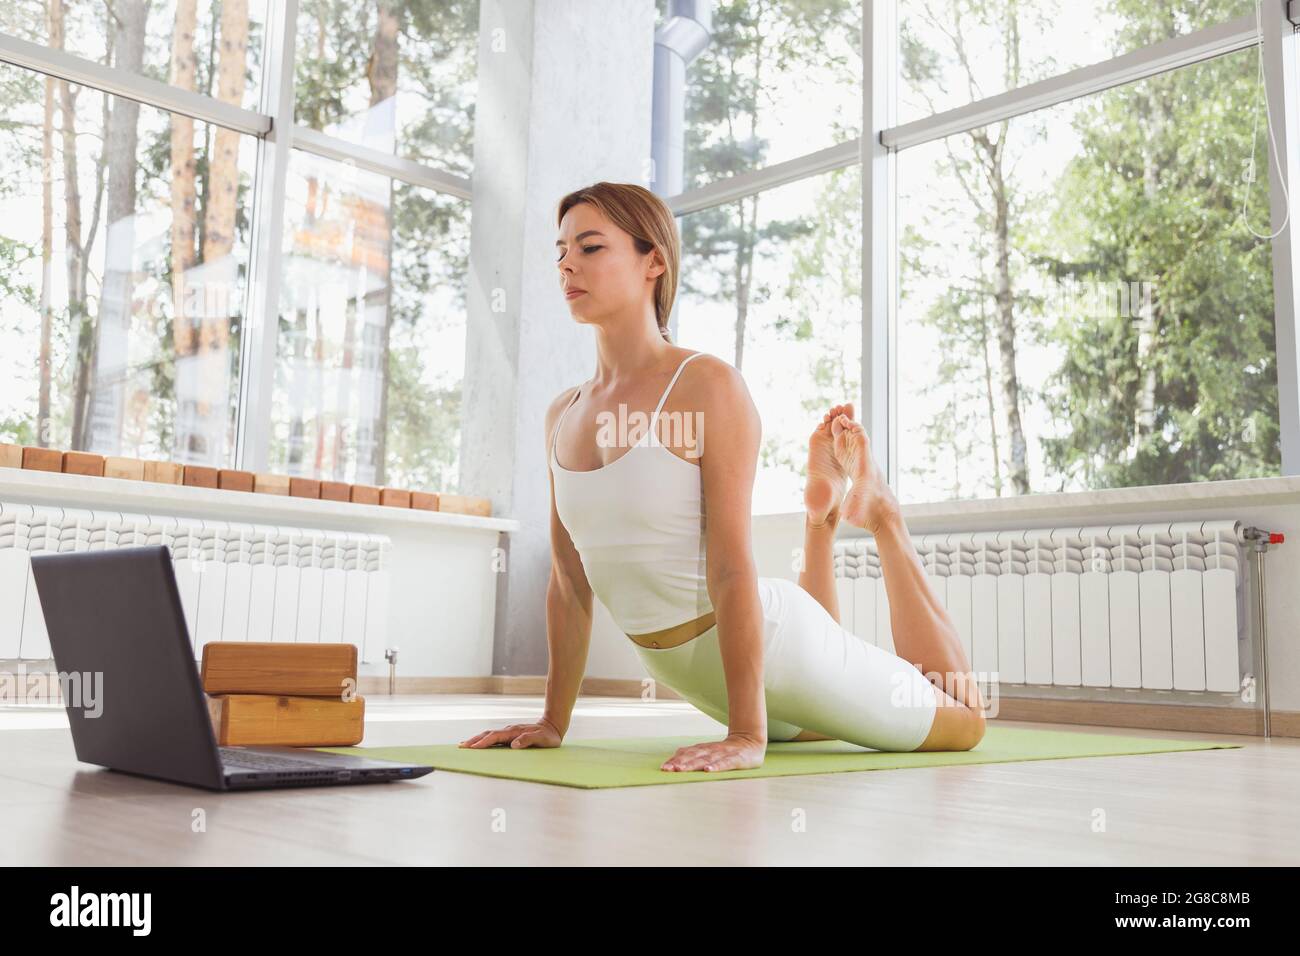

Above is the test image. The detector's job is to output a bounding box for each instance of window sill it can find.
[0,466,520,534]
[754,475,1300,532]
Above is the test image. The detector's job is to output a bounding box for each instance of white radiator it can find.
[833,520,1250,693]
[0,501,391,664]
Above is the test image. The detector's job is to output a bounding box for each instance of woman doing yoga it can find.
[460,181,986,772]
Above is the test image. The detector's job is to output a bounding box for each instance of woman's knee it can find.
[917,701,985,751]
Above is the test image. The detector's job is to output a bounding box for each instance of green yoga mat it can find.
[314,725,1241,789]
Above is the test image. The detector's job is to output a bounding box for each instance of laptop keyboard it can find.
[219,747,332,771]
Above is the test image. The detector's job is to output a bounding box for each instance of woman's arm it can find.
[697,359,768,745]
[540,388,595,739]
[541,563,593,738]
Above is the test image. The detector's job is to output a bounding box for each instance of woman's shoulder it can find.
[677,350,745,395]
[543,382,585,444]
[667,352,753,428]
[546,382,583,420]
[551,381,583,404]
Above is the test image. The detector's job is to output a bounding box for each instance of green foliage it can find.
[900,0,1278,498]
[0,416,38,446]
[382,182,470,489]
[383,343,460,491]
[0,235,38,308]
[295,0,477,172]
[677,0,859,360]
[1037,19,1278,487]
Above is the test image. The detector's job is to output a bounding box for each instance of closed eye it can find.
[556,245,603,262]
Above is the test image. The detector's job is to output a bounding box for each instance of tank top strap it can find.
[648,352,704,444]
[551,386,582,459]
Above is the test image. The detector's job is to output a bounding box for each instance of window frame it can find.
[874,2,1300,492]
[0,0,473,473]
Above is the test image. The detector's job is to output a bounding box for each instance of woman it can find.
[460,181,986,773]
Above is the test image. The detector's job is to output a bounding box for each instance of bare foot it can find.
[832,414,902,536]
[804,403,854,528]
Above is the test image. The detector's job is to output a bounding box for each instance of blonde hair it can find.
[557,181,679,342]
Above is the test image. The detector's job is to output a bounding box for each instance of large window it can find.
[271,152,469,489]
[0,60,255,464]
[3,0,1298,513]
[894,1,1282,503]
[661,0,1294,512]
[0,0,478,487]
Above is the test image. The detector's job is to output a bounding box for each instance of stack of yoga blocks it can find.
[201,643,365,747]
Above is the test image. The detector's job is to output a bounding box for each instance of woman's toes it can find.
[831,413,857,443]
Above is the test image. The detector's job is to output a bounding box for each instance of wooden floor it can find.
[1,694,1295,866]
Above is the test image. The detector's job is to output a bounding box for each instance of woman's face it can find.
[555,202,661,321]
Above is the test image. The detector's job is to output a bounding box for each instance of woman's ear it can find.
[646,247,667,280]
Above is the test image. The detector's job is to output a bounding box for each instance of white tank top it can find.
[550,351,712,636]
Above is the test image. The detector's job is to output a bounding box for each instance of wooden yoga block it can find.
[62,451,104,477]
[142,460,183,484]
[438,493,491,517]
[218,468,255,492]
[206,694,365,747]
[254,472,290,496]
[349,484,381,506]
[1,443,25,469]
[201,641,358,697]
[289,477,321,499]
[21,447,62,473]
[103,456,145,480]
[410,491,439,512]
[319,481,350,502]
[183,465,219,489]
[379,488,411,508]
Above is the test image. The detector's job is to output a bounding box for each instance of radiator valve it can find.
[384,647,398,697]
[1243,527,1285,553]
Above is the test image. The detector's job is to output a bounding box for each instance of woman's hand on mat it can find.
[458,716,563,749]
[661,733,765,772]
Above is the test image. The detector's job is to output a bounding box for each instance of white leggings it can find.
[634,576,939,752]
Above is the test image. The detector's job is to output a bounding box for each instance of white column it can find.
[463,0,656,674]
